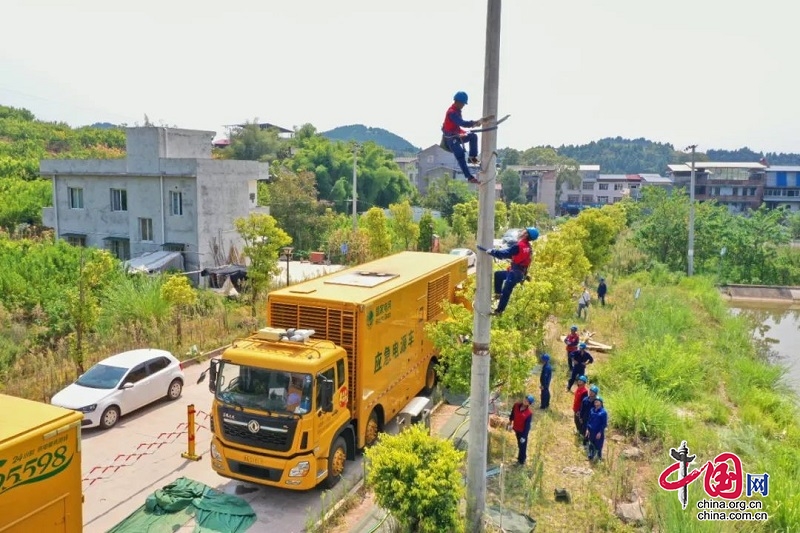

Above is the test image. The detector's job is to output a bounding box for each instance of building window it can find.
[598,183,609,190]
[777,172,787,187]
[110,188,127,211]
[106,239,130,260]
[567,195,580,203]
[139,218,154,242]
[582,182,594,190]
[64,235,86,247]
[169,191,183,216]
[598,196,609,204]
[68,187,84,209]
[582,195,594,203]
[614,183,625,191]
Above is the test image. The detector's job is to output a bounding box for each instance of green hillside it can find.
[321,124,419,156]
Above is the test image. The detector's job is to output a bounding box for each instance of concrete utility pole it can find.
[686,144,697,276]
[466,1,501,531]
[352,144,359,232]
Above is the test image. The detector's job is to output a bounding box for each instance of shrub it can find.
[365,424,465,533]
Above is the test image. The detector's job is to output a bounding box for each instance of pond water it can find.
[730,303,800,390]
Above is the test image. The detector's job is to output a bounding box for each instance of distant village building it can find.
[40,127,270,284]
[668,161,766,213]
[762,165,800,212]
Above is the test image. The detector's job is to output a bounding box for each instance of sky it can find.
[1,0,798,154]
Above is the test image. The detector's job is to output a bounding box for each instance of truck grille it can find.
[270,302,358,411]
[219,407,297,452]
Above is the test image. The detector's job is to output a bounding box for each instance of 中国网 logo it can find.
[657,440,769,522]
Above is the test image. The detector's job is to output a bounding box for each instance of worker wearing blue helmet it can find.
[508,393,535,465]
[484,227,539,316]
[567,342,594,391]
[441,91,486,183]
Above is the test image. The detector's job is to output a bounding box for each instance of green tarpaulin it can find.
[107,477,256,533]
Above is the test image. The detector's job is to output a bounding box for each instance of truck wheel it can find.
[100,406,120,429]
[324,436,347,489]
[167,379,183,400]
[422,359,437,395]
[365,411,380,446]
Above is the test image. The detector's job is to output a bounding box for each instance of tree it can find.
[160,274,198,346]
[508,202,549,230]
[572,205,627,271]
[219,121,290,162]
[267,168,326,252]
[421,175,475,220]
[418,211,435,252]
[0,178,53,230]
[66,249,116,373]
[498,168,522,204]
[388,200,419,251]
[234,213,292,316]
[365,424,465,533]
[362,207,392,260]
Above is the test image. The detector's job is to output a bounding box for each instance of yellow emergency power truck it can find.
[201,251,467,490]
[0,394,83,532]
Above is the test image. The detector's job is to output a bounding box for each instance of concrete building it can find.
[561,168,672,213]
[667,161,766,213]
[415,144,480,195]
[506,165,558,215]
[763,166,800,212]
[394,156,419,189]
[41,127,270,280]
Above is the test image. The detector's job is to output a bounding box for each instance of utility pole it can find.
[686,144,697,276]
[352,143,359,232]
[466,1,501,531]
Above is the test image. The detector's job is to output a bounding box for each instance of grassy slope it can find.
[484,273,800,532]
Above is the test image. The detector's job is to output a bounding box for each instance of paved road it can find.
[81,361,362,533]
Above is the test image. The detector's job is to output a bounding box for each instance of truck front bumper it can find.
[209,436,322,490]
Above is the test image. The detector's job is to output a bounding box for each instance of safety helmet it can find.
[526,394,535,404]
[541,353,550,362]
[579,342,587,349]
[595,396,604,404]
[590,385,599,394]
[453,91,469,104]
[525,227,539,240]
[578,375,588,383]
[570,325,578,331]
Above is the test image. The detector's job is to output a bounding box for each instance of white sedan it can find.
[51,348,185,429]
[450,248,477,267]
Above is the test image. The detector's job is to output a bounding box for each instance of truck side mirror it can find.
[197,360,219,393]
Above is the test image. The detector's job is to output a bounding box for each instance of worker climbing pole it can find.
[466,1,502,531]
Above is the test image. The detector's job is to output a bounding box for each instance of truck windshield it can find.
[215,362,313,415]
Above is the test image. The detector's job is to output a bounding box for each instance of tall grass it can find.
[605,382,676,440]
[591,272,800,532]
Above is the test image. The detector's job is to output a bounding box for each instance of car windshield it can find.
[215,362,313,415]
[76,364,128,389]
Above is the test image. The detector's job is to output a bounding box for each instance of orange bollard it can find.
[181,404,203,461]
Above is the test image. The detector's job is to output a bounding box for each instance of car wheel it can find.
[323,436,347,489]
[100,406,120,429]
[167,379,183,400]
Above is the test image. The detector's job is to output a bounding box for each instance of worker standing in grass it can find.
[571,375,588,435]
[539,354,552,410]
[597,277,608,307]
[567,343,594,392]
[564,325,580,371]
[586,396,608,461]
[577,286,591,319]
[508,394,534,465]
[579,385,599,448]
